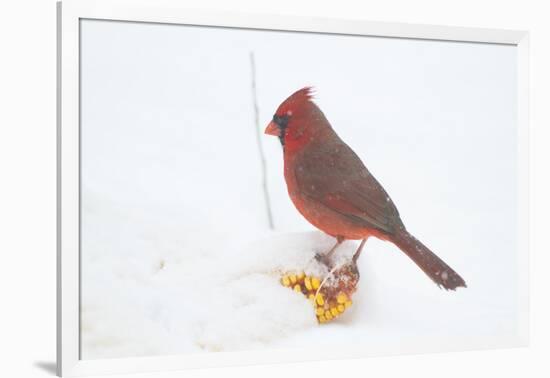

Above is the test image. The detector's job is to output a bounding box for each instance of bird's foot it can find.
[314,252,334,269]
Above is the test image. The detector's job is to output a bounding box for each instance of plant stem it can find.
[249,51,274,230]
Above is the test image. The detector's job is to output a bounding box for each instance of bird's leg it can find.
[315,236,344,268]
[324,237,345,260]
[352,239,368,264]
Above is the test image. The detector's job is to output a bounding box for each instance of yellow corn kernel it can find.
[311,277,321,290]
[281,276,291,287]
[325,311,333,320]
[315,307,325,316]
[337,304,345,313]
[315,293,325,306]
[289,274,297,284]
[330,307,339,317]
[319,316,326,323]
[297,272,305,281]
[336,293,348,304]
[293,284,301,293]
[345,300,352,309]
[304,277,313,291]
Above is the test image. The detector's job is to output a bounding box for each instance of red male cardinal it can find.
[265,87,466,290]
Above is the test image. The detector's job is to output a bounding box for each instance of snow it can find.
[80,20,519,359]
[81,194,347,357]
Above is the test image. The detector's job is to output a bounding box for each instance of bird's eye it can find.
[273,114,289,129]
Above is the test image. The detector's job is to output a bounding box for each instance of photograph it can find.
[79,18,520,359]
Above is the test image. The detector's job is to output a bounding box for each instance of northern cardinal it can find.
[265,87,466,290]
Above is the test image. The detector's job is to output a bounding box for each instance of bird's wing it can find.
[293,140,402,234]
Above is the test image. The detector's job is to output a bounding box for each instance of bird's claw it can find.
[314,252,333,269]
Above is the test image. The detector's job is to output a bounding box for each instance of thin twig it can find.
[250,51,274,230]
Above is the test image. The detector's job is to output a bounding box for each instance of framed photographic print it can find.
[57,0,529,376]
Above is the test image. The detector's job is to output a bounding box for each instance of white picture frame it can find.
[57,0,530,376]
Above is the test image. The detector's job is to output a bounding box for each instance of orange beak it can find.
[264,121,279,136]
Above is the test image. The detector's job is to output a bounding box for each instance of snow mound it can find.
[81,196,359,358]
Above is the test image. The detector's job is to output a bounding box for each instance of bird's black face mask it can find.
[272,114,289,146]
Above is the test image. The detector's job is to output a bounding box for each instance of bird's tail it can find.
[390,229,466,290]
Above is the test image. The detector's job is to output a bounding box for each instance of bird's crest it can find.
[276,86,315,116]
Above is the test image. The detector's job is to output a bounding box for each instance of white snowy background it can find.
[80,19,519,359]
